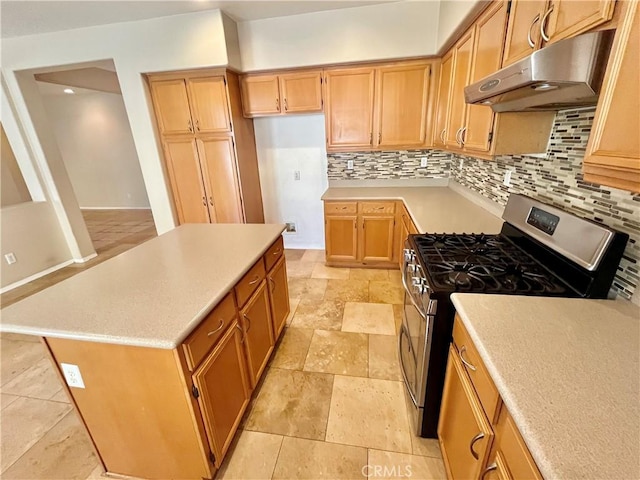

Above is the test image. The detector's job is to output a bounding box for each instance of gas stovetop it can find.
[410,233,573,296]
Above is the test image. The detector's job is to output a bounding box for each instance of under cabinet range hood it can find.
[465,30,614,112]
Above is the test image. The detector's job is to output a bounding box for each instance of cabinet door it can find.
[544,0,615,45]
[324,68,376,150]
[187,77,232,134]
[583,1,640,193]
[279,71,323,114]
[325,215,358,262]
[162,136,210,224]
[193,320,250,466]
[434,51,454,148]
[446,31,474,149]
[150,79,194,135]
[502,0,548,67]
[463,1,509,154]
[376,64,431,148]
[438,346,494,480]
[196,136,244,224]
[360,215,395,263]
[240,75,281,117]
[398,215,409,269]
[267,256,290,340]
[240,281,275,387]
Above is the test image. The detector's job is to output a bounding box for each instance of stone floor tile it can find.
[285,299,300,327]
[0,394,19,411]
[300,250,326,263]
[323,279,369,302]
[290,299,344,331]
[2,357,63,400]
[273,436,367,480]
[217,430,283,480]
[411,435,443,459]
[0,339,48,387]
[303,330,368,377]
[288,278,328,302]
[311,263,350,280]
[392,304,404,334]
[366,449,446,479]
[285,261,315,279]
[388,269,403,285]
[244,368,333,440]
[369,334,402,381]
[326,375,412,453]
[270,328,314,370]
[284,249,305,262]
[369,281,405,304]
[350,269,390,281]
[342,302,396,335]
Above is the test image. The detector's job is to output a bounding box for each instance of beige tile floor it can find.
[0,248,446,480]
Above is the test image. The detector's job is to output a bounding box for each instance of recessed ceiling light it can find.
[63,88,75,94]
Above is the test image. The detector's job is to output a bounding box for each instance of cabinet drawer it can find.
[264,236,284,271]
[325,201,357,215]
[235,260,266,308]
[183,293,236,371]
[360,201,396,215]
[453,316,500,422]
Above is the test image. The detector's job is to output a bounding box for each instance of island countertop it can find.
[0,224,285,349]
[321,186,504,233]
[451,293,640,480]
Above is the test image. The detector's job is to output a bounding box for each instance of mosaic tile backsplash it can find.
[328,107,640,300]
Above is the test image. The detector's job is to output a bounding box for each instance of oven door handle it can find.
[398,325,419,408]
[401,270,428,321]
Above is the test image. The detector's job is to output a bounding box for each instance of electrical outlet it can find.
[285,222,297,233]
[4,253,16,265]
[294,170,301,181]
[61,363,85,389]
[420,157,428,168]
[347,160,354,170]
[503,169,514,187]
[459,159,464,169]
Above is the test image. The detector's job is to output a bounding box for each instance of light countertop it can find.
[451,293,640,480]
[321,186,504,234]
[0,224,285,349]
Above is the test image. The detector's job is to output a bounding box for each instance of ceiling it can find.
[1,0,396,39]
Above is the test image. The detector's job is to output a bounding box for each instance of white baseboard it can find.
[0,259,74,294]
[76,252,98,263]
[80,207,151,211]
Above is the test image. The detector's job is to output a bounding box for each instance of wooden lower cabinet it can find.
[193,320,250,467]
[268,255,290,340]
[439,346,494,480]
[439,315,543,480]
[360,215,395,262]
[240,280,275,388]
[325,215,358,262]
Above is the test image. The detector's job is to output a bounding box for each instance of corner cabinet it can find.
[148,70,264,225]
[324,200,399,267]
[583,0,640,193]
[324,61,435,152]
[44,236,289,480]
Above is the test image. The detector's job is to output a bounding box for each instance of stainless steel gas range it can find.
[399,194,629,438]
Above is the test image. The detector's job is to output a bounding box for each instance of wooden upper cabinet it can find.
[584,0,640,193]
[544,0,616,45]
[446,31,475,149]
[463,0,509,154]
[150,79,194,135]
[196,136,244,224]
[162,136,209,224]
[240,75,281,116]
[279,71,323,113]
[187,76,232,134]
[434,51,454,148]
[502,0,548,67]
[376,64,431,148]
[240,70,322,117]
[192,321,250,467]
[324,67,376,150]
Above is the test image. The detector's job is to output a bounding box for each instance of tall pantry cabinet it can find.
[148,70,264,225]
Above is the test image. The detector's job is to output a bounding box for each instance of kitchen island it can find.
[1,223,289,480]
[450,293,640,480]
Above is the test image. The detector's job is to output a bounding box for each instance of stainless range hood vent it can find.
[465,30,614,112]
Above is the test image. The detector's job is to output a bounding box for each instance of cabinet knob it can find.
[528,14,541,48]
[276,97,280,110]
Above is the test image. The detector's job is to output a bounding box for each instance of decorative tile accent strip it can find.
[327,150,451,180]
[450,107,639,300]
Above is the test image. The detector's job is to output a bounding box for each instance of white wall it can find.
[436,0,486,50]
[254,115,328,249]
[1,124,32,207]
[238,2,441,71]
[41,89,150,209]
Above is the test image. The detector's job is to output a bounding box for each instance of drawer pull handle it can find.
[460,346,477,371]
[481,463,497,479]
[469,432,484,460]
[235,323,245,343]
[527,14,541,48]
[243,314,252,332]
[341,206,348,210]
[207,319,225,337]
[375,207,385,210]
[540,5,554,42]
[248,275,260,285]
[269,277,276,291]
[273,249,282,256]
